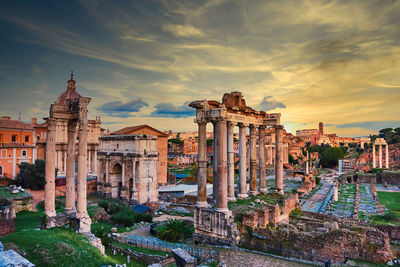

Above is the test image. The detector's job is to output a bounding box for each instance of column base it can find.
[227,196,236,202]
[275,189,284,195]
[64,207,76,215]
[238,193,248,199]
[45,210,57,218]
[216,207,231,214]
[196,201,209,208]
[259,188,267,193]
[76,212,92,234]
[249,190,258,196]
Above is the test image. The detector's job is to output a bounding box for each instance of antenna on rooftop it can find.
[18,112,21,121]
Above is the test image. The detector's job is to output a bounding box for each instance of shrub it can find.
[383,212,398,222]
[0,198,11,206]
[108,203,120,214]
[156,219,194,242]
[98,200,109,210]
[113,210,135,227]
[316,177,321,185]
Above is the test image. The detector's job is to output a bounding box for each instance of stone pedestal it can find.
[120,186,128,202]
[193,207,239,246]
[103,183,111,198]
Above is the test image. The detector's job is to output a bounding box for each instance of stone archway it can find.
[110,163,122,198]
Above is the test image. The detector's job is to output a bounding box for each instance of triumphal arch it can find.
[189,92,283,244]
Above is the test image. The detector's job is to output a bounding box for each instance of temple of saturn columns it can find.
[42,74,104,252]
[189,92,284,245]
[372,138,390,169]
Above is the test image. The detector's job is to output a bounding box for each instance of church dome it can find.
[55,72,82,104]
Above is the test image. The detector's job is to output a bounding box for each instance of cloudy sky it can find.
[0,0,399,136]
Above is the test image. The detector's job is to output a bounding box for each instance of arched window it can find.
[0,165,3,176]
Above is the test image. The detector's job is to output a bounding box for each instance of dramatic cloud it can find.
[150,102,195,118]
[98,99,148,117]
[259,96,286,111]
[0,1,400,135]
[335,121,400,131]
[162,24,205,37]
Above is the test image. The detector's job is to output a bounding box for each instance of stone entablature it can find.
[97,134,158,204]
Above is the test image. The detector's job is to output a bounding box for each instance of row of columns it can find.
[55,149,97,175]
[196,120,284,212]
[45,109,91,232]
[372,144,389,169]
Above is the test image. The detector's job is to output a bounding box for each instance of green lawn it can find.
[371,191,400,226]
[0,186,31,199]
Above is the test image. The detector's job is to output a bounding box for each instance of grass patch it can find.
[111,241,172,257]
[371,191,400,226]
[0,186,31,199]
[1,227,115,267]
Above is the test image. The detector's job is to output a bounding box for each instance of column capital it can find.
[46,118,57,131]
[227,121,235,127]
[67,119,78,131]
[237,122,248,128]
[249,124,256,129]
[259,125,267,130]
[196,119,208,125]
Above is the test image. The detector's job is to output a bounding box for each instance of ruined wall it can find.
[12,196,35,213]
[240,224,393,264]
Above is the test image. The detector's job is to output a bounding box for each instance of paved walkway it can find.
[301,179,334,213]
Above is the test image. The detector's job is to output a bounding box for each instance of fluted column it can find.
[45,118,57,218]
[76,100,91,233]
[215,119,228,212]
[379,144,382,168]
[275,125,284,194]
[259,125,266,193]
[196,121,208,208]
[386,145,389,169]
[238,123,248,198]
[373,144,376,168]
[249,125,258,195]
[65,119,77,214]
[227,121,235,201]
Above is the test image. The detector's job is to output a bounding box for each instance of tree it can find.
[339,146,349,155]
[394,127,400,135]
[319,147,344,168]
[156,219,194,242]
[288,154,298,165]
[17,159,57,190]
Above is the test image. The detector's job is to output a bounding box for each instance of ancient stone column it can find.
[385,145,389,169]
[249,125,258,195]
[196,121,208,208]
[372,144,376,168]
[212,121,218,201]
[379,144,383,168]
[76,101,91,233]
[258,125,267,193]
[238,123,248,198]
[305,151,309,175]
[215,119,228,212]
[65,119,77,214]
[333,181,339,202]
[45,118,57,218]
[274,125,284,194]
[227,121,235,201]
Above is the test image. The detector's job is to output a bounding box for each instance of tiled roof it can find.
[111,125,168,137]
[0,119,34,131]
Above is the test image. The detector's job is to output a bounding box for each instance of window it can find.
[12,135,17,142]
[22,150,27,157]
[0,134,3,142]
[0,166,2,176]
[0,149,6,158]
[25,136,29,142]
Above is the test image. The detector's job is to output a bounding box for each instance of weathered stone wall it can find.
[12,196,35,213]
[193,208,240,246]
[376,171,400,186]
[375,224,400,241]
[0,218,15,238]
[240,223,393,263]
